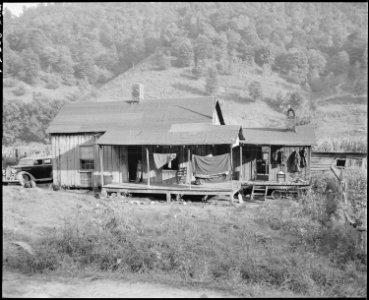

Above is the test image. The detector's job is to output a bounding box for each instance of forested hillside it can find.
[3,2,368,145]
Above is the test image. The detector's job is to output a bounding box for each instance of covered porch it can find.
[96,124,244,202]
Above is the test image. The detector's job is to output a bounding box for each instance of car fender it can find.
[16,171,36,183]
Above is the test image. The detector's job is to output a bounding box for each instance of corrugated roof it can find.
[47,97,216,134]
[241,125,316,146]
[97,124,242,146]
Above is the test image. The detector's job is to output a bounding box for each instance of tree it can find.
[248,81,262,102]
[21,48,41,84]
[205,66,219,95]
[307,49,327,77]
[288,91,305,110]
[254,45,274,66]
[213,34,228,62]
[226,29,241,52]
[171,37,194,67]
[194,35,214,66]
[155,51,171,70]
[328,50,350,75]
[344,31,367,65]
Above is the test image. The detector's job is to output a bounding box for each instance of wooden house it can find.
[47,96,244,200]
[311,151,367,175]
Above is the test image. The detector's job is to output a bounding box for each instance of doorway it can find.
[127,146,142,182]
[256,146,269,181]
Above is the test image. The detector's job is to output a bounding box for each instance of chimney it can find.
[131,83,144,104]
[286,105,296,131]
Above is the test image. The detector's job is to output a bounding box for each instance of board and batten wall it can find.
[310,152,367,175]
[51,133,128,188]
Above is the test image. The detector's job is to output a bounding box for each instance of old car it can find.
[2,156,53,186]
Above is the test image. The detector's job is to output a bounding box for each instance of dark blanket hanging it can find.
[299,147,308,168]
[192,153,231,183]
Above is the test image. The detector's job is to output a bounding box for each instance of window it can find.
[80,146,95,170]
[34,159,43,165]
[336,158,346,168]
[43,159,52,165]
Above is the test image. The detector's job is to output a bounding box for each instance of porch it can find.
[101,180,241,203]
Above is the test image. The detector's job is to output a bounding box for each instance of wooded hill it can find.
[3,2,368,145]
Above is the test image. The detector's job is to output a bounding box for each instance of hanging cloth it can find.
[299,147,308,168]
[192,153,231,176]
[293,150,301,172]
[153,153,177,169]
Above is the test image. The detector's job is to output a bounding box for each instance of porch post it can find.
[188,146,191,190]
[99,145,104,186]
[146,146,150,187]
[230,144,233,180]
[240,143,243,181]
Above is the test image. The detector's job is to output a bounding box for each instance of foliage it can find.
[4,191,367,297]
[171,37,194,67]
[205,66,219,95]
[248,81,263,102]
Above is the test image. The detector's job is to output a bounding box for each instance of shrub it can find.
[248,81,263,102]
[12,85,26,96]
[3,78,17,88]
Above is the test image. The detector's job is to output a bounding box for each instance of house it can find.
[47,95,244,200]
[311,151,367,175]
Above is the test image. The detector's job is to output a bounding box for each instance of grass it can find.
[314,136,367,153]
[3,172,367,297]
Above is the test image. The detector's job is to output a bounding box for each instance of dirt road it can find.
[3,272,233,298]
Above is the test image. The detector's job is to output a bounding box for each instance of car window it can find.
[34,160,43,165]
[43,159,52,164]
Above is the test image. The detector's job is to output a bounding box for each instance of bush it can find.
[248,81,263,102]
[12,85,26,96]
[3,78,17,88]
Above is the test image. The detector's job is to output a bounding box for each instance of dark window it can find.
[336,158,346,168]
[34,159,43,165]
[80,146,95,170]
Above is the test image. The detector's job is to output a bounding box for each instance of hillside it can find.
[88,54,367,143]
[2,2,368,147]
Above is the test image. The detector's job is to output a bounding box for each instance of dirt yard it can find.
[2,271,233,298]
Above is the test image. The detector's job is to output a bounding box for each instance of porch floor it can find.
[102,181,241,202]
[241,180,310,187]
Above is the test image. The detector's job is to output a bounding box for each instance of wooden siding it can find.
[311,153,367,174]
[51,134,128,188]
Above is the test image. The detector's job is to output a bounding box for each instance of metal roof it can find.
[97,124,242,146]
[47,97,217,134]
[241,125,316,146]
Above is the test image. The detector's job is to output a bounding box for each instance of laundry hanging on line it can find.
[192,153,231,176]
[153,153,177,169]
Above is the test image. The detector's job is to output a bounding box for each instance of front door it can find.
[256,147,269,181]
[127,146,142,182]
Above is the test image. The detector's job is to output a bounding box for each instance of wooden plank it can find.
[240,143,243,181]
[100,145,104,186]
[146,146,150,187]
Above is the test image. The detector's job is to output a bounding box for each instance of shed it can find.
[311,151,367,175]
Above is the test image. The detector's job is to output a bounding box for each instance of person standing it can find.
[136,160,143,183]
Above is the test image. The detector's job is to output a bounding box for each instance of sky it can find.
[3,3,39,17]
